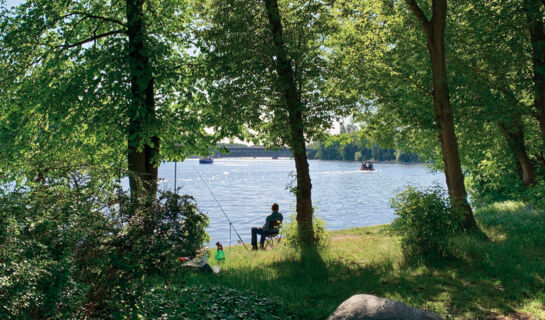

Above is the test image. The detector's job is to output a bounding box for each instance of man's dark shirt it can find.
[263,211,283,233]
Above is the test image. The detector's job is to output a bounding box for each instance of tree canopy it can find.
[328,0,545,208]
[0,0,229,192]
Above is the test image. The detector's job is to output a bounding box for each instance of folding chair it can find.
[264,220,282,249]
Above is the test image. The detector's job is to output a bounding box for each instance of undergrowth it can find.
[135,283,293,320]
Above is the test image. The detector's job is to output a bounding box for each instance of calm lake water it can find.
[155,158,446,246]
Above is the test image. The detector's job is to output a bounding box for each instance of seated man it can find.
[251,203,283,250]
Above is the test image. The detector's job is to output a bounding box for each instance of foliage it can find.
[447,0,545,208]
[76,188,209,317]
[0,175,208,318]
[389,186,462,263]
[281,213,330,248]
[466,158,527,208]
[467,159,545,209]
[0,176,112,318]
[195,0,352,149]
[328,0,440,162]
[113,189,210,275]
[0,0,226,190]
[523,180,545,209]
[134,283,294,320]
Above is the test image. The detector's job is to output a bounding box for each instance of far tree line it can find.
[307,133,419,163]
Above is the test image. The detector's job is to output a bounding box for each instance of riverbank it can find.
[137,201,545,319]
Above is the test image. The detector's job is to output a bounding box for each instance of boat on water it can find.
[360,161,375,171]
[199,157,214,164]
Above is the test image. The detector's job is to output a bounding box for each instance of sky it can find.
[4,0,22,9]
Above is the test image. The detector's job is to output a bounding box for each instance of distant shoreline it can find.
[188,156,424,164]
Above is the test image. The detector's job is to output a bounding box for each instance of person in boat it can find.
[251,203,283,250]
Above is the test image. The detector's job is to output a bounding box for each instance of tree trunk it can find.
[524,0,545,151]
[407,0,477,230]
[262,0,315,245]
[498,117,536,187]
[126,0,159,199]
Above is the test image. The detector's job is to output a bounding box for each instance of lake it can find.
[156,158,446,246]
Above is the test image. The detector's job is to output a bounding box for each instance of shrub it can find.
[115,190,209,273]
[0,181,111,318]
[466,156,545,210]
[0,177,209,319]
[76,189,209,317]
[522,180,545,209]
[282,212,330,249]
[389,186,462,263]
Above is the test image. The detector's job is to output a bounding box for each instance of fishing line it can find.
[193,164,248,251]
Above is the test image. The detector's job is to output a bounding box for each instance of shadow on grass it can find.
[179,207,545,319]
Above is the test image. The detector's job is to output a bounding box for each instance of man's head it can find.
[215,242,223,251]
[271,203,279,212]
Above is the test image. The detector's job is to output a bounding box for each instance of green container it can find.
[215,249,226,262]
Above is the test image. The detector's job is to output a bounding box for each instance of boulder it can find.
[328,294,442,320]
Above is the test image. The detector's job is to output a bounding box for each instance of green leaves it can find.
[328,0,438,159]
[329,0,545,206]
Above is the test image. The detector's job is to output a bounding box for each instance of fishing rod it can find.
[193,164,248,251]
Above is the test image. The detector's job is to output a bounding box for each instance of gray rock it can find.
[328,294,442,320]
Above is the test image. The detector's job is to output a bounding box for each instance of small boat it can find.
[199,156,214,164]
[360,161,375,171]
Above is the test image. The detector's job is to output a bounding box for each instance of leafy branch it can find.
[56,30,124,50]
[405,0,431,37]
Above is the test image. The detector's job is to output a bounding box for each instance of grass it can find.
[141,201,545,319]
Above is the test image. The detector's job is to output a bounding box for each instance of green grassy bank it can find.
[140,202,545,319]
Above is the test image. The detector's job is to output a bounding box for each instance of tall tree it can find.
[125,0,159,197]
[524,0,545,155]
[197,0,351,245]
[262,0,314,241]
[405,0,476,229]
